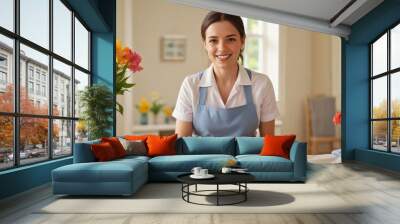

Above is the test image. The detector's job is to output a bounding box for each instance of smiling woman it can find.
[173,11,279,137]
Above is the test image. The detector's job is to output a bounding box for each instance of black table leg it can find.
[217,184,219,206]
[195,184,197,192]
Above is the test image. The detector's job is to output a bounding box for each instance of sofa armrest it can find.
[289,141,307,181]
[73,140,100,163]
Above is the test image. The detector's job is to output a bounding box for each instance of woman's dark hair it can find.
[201,11,246,63]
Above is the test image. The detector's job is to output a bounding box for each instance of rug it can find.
[37,183,361,214]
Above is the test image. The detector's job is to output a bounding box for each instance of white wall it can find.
[117,0,209,135]
[116,0,342,141]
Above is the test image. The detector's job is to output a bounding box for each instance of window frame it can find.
[370,21,400,154]
[0,0,92,171]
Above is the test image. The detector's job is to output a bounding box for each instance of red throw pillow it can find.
[260,135,296,159]
[91,142,117,161]
[146,134,178,157]
[101,137,126,158]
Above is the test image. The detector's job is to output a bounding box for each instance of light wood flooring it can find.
[0,155,400,224]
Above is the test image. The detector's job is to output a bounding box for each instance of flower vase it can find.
[164,117,170,124]
[140,113,148,125]
[152,113,159,125]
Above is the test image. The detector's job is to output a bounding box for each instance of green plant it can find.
[79,84,114,140]
[150,99,164,115]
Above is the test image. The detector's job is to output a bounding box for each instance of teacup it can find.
[191,167,202,176]
[221,167,232,173]
[199,168,208,176]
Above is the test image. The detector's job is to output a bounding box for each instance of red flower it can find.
[332,112,341,125]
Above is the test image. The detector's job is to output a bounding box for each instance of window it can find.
[371,23,400,154]
[28,67,34,80]
[242,17,279,100]
[0,71,6,85]
[0,0,91,170]
[28,81,34,94]
[0,54,7,87]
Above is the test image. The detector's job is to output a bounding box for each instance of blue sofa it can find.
[52,137,307,196]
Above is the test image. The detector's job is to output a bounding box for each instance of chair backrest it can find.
[306,95,336,137]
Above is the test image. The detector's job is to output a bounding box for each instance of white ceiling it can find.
[168,0,384,38]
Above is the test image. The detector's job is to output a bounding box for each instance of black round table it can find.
[177,172,255,206]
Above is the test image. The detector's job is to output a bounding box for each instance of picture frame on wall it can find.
[161,35,186,61]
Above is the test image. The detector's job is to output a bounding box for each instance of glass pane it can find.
[20,44,49,115]
[20,117,49,165]
[53,0,71,60]
[372,121,387,151]
[391,72,400,118]
[372,33,387,76]
[74,69,89,117]
[0,116,13,170]
[75,120,88,143]
[244,37,261,71]
[20,0,49,49]
[247,19,262,35]
[391,24,400,70]
[74,18,89,70]
[0,0,14,31]
[53,119,72,158]
[391,120,400,153]
[0,34,14,112]
[372,77,387,119]
[53,59,72,117]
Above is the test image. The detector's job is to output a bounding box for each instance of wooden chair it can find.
[305,95,340,155]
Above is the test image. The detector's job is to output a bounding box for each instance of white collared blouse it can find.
[172,64,279,123]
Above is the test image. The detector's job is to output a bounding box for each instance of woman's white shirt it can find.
[172,64,279,123]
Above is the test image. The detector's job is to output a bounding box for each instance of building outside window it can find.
[0,0,91,170]
[371,22,400,154]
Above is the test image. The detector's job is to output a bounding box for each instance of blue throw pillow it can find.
[236,137,264,155]
[177,137,235,155]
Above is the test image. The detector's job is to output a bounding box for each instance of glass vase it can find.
[140,113,148,125]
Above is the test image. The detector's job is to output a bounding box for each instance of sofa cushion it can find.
[177,137,235,155]
[52,159,147,183]
[236,137,263,155]
[236,155,293,172]
[148,154,235,172]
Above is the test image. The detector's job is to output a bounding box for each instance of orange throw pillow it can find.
[260,135,296,159]
[101,137,126,158]
[146,134,178,157]
[91,142,117,161]
[124,135,149,141]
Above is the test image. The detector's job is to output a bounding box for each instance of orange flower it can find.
[116,40,123,64]
[332,112,341,125]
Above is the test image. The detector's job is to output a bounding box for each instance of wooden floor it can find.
[1,156,400,224]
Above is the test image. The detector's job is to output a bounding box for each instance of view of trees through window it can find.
[0,0,91,170]
[371,22,400,153]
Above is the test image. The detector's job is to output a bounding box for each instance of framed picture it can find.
[161,35,186,61]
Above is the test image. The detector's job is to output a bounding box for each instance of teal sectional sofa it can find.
[52,137,307,196]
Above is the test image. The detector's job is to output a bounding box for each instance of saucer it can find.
[190,174,215,179]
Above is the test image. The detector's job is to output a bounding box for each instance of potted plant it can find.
[79,84,114,140]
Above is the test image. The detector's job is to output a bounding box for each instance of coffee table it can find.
[177,172,255,206]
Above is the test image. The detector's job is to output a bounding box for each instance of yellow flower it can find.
[116,39,123,64]
[136,97,150,113]
[163,106,173,117]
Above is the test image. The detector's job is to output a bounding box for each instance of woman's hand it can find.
[175,120,193,137]
[259,120,275,137]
